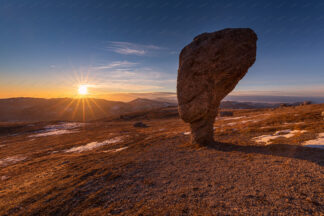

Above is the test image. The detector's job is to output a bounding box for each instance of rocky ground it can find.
[0,104,323,215]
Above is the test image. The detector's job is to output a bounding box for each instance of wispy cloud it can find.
[107,41,164,56]
[89,61,176,93]
[91,61,137,70]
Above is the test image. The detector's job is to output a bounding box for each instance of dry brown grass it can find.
[0,104,323,215]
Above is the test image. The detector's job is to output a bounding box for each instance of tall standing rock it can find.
[177,28,257,145]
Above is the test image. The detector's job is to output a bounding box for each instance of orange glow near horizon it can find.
[0,68,176,102]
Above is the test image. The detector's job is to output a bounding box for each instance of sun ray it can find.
[58,97,77,118]
[85,98,96,120]
[72,98,81,120]
[89,98,108,116]
[55,64,102,121]
[58,99,74,117]
[82,98,86,122]
[50,97,70,112]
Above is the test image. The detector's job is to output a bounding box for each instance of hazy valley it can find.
[1,97,321,122]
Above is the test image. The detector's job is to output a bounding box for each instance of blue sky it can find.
[1,0,324,99]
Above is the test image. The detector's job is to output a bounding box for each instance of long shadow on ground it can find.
[206,141,324,166]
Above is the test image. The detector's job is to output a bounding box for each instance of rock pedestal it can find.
[177,28,257,145]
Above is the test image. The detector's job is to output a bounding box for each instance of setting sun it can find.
[78,85,88,95]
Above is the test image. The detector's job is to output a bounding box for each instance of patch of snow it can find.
[0,156,26,167]
[103,147,128,153]
[183,132,191,135]
[252,130,307,145]
[253,113,270,117]
[303,133,324,149]
[241,119,260,124]
[219,116,263,126]
[260,126,272,129]
[144,136,153,140]
[45,122,85,130]
[218,116,246,121]
[273,129,292,135]
[1,176,9,181]
[64,136,123,153]
[283,122,304,125]
[30,122,85,137]
[30,129,76,137]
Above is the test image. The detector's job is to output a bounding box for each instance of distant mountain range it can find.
[220,101,293,109]
[103,92,324,104]
[0,97,318,122]
[0,97,175,122]
[224,95,324,104]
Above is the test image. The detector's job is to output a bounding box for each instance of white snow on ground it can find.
[45,122,85,130]
[241,119,260,124]
[273,129,293,135]
[1,176,9,181]
[31,129,75,137]
[221,119,259,127]
[218,115,265,126]
[260,122,304,129]
[0,156,26,167]
[218,116,246,121]
[102,147,128,153]
[64,136,123,153]
[183,132,191,135]
[252,129,307,145]
[303,133,324,149]
[30,122,85,137]
[284,122,304,125]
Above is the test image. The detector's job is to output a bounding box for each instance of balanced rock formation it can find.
[177,28,257,145]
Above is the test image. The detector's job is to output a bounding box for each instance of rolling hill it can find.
[0,97,313,123]
[0,103,323,215]
[0,97,176,122]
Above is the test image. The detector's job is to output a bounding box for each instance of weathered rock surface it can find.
[177,28,257,145]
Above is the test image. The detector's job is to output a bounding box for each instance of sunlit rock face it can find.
[177,28,257,145]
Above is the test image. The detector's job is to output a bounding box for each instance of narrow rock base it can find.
[190,117,214,145]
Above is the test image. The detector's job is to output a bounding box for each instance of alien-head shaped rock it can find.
[177,28,257,145]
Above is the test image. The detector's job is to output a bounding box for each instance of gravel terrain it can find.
[0,104,323,215]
